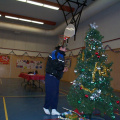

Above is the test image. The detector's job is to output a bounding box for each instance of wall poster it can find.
[0,55,10,64]
[16,60,43,69]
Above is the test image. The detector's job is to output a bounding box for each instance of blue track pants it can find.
[44,73,60,109]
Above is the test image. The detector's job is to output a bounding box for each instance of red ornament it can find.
[116,101,119,104]
[74,108,80,115]
[95,52,99,55]
[74,108,84,115]
[114,109,119,114]
[97,55,100,58]
[80,87,82,90]
[85,95,88,98]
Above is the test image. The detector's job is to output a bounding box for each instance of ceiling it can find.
[0,0,95,30]
[0,0,119,36]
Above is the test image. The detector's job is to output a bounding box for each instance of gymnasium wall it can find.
[0,30,58,57]
[0,54,47,78]
[0,49,119,91]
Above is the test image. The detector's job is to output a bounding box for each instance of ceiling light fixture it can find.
[5,16,19,20]
[0,11,56,25]
[17,0,59,10]
[19,18,31,22]
[5,15,44,24]
[31,20,43,24]
[43,4,59,10]
[17,0,26,2]
[27,0,43,6]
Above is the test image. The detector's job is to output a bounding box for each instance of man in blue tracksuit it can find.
[43,45,68,115]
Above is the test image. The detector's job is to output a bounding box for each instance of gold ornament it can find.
[101,65,108,76]
[81,85,97,93]
[82,51,84,61]
[92,62,109,82]
[92,62,98,82]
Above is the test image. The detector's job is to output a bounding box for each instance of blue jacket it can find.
[46,49,65,80]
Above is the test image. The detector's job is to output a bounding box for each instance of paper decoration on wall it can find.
[16,60,43,69]
[0,55,10,64]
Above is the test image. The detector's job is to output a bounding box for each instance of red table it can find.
[19,73,45,91]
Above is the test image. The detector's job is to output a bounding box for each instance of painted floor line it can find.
[1,95,45,98]
[60,88,69,93]
[0,94,66,98]
[59,91,67,95]
[0,89,67,98]
[3,97,8,120]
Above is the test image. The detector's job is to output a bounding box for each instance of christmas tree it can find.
[67,23,120,119]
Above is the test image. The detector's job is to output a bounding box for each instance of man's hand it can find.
[63,67,68,72]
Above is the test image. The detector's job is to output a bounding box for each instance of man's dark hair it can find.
[55,45,64,50]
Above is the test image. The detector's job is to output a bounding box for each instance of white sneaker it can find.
[51,109,60,115]
[43,107,50,115]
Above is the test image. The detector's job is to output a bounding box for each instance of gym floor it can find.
[0,78,120,120]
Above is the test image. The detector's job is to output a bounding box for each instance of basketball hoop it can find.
[59,35,70,41]
[57,0,88,41]
[59,35,70,46]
